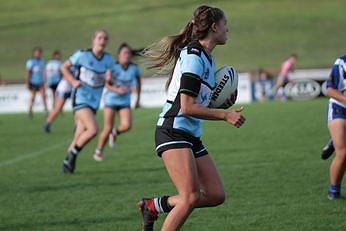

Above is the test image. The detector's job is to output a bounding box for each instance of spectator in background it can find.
[93,43,141,161]
[254,68,273,102]
[25,46,48,118]
[271,53,298,101]
[46,50,62,109]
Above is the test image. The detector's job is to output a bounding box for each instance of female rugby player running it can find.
[138,5,245,230]
[60,29,118,173]
[25,46,48,118]
[325,54,346,200]
[46,50,62,109]
[43,66,77,133]
[93,43,141,161]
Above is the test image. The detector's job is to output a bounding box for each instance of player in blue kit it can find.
[25,46,48,117]
[60,29,117,174]
[93,43,141,161]
[46,50,62,109]
[137,5,245,230]
[325,54,346,200]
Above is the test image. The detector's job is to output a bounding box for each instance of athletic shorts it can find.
[56,90,71,100]
[105,104,130,111]
[327,102,346,121]
[155,127,208,158]
[29,83,43,91]
[49,83,59,91]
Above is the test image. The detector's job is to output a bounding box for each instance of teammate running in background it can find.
[325,54,346,200]
[46,50,62,109]
[25,46,48,118]
[271,53,298,100]
[60,29,117,174]
[137,5,245,230]
[43,66,77,133]
[93,43,141,161]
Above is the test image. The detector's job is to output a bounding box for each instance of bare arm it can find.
[327,87,346,104]
[60,60,80,88]
[134,76,141,108]
[104,70,127,95]
[180,93,245,128]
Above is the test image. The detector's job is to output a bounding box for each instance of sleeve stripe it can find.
[179,88,199,97]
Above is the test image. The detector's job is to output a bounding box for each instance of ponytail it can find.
[143,5,224,89]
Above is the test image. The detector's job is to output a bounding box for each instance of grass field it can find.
[1,0,346,80]
[0,99,345,230]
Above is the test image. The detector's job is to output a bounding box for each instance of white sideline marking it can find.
[0,110,157,167]
[0,140,68,167]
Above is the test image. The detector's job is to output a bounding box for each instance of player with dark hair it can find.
[25,46,48,118]
[93,42,141,161]
[137,5,245,230]
[46,50,62,109]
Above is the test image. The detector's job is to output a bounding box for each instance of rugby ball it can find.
[209,66,238,109]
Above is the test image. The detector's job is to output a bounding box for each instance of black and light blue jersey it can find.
[157,41,216,137]
[69,49,116,111]
[327,55,346,108]
[26,58,45,85]
[104,62,140,107]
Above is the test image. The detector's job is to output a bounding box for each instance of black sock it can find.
[70,145,82,155]
[154,196,172,213]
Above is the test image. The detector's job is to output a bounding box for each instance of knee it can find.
[120,123,132,132]
[88,125,99,137]
[203,189,226,206]
[181,191,200,209]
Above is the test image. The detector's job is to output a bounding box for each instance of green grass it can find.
[1,0,346,81]
[0,99,345,230]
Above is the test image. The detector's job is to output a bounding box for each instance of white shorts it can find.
[56,79,72,100]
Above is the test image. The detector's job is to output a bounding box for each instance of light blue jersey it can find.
[104,62,140,108]
[70,49,115,112]
[157,41,216,137]
[26,58,45,85]
[46,59,62,86]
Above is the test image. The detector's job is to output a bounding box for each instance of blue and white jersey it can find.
[69,49,116,111]
[104,62,140,107]
[326,55,346,108]
[46,59,62,86]
[26,58,45,85]
[157,41,216,137]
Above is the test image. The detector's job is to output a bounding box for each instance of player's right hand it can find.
[72,80,81,88]
[224,106,245,128]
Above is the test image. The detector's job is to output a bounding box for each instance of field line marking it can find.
[0,140,68,167]
[0,110,157,167]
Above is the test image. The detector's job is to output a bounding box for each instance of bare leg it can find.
[167,154,225,209]
[39,86,48,113]
[96,107,116,151]
[328,119,346,186]
[46,97,66,124]
[117,107,132,133]
[161,149,200,231]
[28,89,36,115]
[72,108,99,148]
